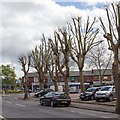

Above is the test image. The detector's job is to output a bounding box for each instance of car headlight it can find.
[105,92,109,95]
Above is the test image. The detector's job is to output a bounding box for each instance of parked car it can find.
[28,89,32,93]
[80,87,101,100]
[34,88,54,97]
[95,86,116,102]
[39,91,71,107]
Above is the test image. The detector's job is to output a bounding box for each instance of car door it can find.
[44,92,53,105]
[42,92,50,104]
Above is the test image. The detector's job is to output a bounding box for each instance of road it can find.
[1,93,119,119]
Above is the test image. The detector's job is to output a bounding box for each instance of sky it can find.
[1,0,119,78]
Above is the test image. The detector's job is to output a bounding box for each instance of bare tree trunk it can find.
[24,83,29,100]
[24,76,29,100]
[54,61,59,91]
[38,72,44,90]
[113,48,120,114]
[53,79,58,91]
[78,68,84,92]
[64,52,70,96]
[99,75,103,86]
[64,75,69,96]
[116,72,120,114]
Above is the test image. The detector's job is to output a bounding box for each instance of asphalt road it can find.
[1,93,119,119]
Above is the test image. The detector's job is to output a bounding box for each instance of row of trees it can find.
[18,3,120,113]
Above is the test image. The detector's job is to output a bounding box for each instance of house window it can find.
[71,77,75,81]
[104,76,108,79]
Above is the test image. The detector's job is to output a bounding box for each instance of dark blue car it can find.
[80,87,101,100]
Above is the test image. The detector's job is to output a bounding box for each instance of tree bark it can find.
[113,47,120,114]
[38,72,44,90]
[78,68,84,92]
[53,78,58,91]
[99,75,103,86]
[116,72,120,114]
[24,84,29,100]
[64,75,69,96]
[23,76,29,100]
[64,52,70,96]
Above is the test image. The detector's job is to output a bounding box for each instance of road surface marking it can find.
[6,101,12,104]
[16,104,26,107]
[15,97,18,99]
[78,112,86,114]
[70,110,76,113]
[0,115,5,119]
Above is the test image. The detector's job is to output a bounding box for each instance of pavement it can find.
[69,93,116,113]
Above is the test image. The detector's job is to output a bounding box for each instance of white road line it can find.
[0,115,5,119]
[78,112,86,114]
[102,116,110,118]
[6,101,12,104]
[88,113,98,117]
[70,110,76,113]
[16,104,26,107]
[15,97,18,99]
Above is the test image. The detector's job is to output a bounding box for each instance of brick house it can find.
[26,69,113,91]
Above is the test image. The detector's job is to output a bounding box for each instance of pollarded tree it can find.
[31,34,50,90]
[49,29,72,95]
[56,28,72,95]
[46,47,59,92]
[69,17,102,92]
[87,43,112,86]
[99,2,120,113]
[18,54,31,100]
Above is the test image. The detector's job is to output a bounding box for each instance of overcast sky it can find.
[1,0,119,78]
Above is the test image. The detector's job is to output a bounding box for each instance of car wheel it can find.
[65,104,69,107]
[91,96,94,100]
[80,98,84,101]
[50,100,55,107]
[40,100,43,105]
[109,95,113,101]
[96,98,100,102]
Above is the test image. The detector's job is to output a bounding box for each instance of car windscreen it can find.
[101,87,112,91]
[86,88,95,92]
[45,89,53,92]
[53,92,65,96]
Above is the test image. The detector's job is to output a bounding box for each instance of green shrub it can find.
[0,90,3,93]
[14,90,23,93]
[8,90,14,93]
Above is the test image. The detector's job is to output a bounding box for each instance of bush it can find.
[14,90,23,93]
[3,89,23,93]
[0,90,3,93]
[8,90,14,93]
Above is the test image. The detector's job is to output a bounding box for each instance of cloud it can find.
[1,0,118,77]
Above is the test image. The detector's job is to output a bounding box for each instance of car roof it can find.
[49,91,65,94]
[87,87,101,89]
[101,85,115,88]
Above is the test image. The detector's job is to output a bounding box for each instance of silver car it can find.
[95,86,116,102]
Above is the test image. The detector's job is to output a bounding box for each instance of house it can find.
[26,69,113,91]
